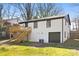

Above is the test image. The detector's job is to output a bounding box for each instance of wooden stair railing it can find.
[8,26,31,43]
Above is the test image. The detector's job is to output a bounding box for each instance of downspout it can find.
[62,18,64,43]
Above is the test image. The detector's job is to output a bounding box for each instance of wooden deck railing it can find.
[8,26,32,43]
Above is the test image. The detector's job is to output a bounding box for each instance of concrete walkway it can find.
[0,40,10,44]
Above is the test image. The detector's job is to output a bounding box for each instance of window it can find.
[34,22,38,28]
[39,39,44,43]
[46,20,51,28]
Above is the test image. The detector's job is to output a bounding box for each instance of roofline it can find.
[19,15,65,23]
[19,14,71,25]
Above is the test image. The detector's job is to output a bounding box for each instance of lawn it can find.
[0,38,79,56]
[0,45,79,56]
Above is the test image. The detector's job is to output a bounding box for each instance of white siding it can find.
[63,18,70,42]
[28,19,63,43]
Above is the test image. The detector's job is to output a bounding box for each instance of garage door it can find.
[49,32,60,43]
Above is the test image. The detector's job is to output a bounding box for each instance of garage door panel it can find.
[49,32,60,43]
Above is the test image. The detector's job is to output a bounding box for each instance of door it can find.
[49,32,60,43]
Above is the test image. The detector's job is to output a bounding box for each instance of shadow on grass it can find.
[9,38,79,50]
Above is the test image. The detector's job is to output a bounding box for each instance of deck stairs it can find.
[8,25,31,43]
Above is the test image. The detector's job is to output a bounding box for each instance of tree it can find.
[35,3,62,18]
[16,3,33,20]
[0,4,3,20]
[13,3,63,20]
[73,16,79,30]
[2,3,19,19]
[24,3,32,20]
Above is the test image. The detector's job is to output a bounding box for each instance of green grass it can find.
[0,38,79,56]
[0,45,79,56]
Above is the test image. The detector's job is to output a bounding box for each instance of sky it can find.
[57,3,79,30]
[58,3,79,21]
[2,3,78,30]
[2,3,79,21]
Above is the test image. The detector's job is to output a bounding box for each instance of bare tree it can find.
[73,16,79,30]
[15,3,63,20]
[35,3,62,18]
[16,3,33,20]
[2,4,20,20]
[24,3,32,20]
[0,4,3,20]
[68,4,79,30]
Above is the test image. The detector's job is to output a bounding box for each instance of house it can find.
[19,14,71,43]
[5,18,25,26]
[5,18,19,25]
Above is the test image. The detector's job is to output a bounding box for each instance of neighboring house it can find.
[19,15,71,43]
[5,18,25,26]
[5,18,19,25]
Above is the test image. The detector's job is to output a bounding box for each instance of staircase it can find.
[8,25,31,43]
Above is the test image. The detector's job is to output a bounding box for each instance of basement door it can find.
[49,32,60,43]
